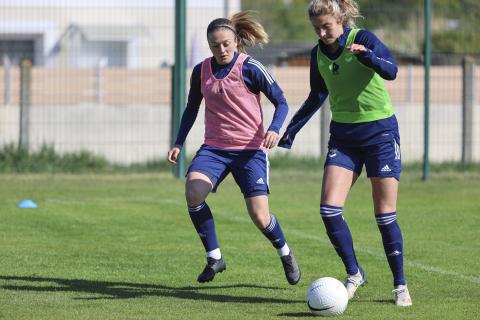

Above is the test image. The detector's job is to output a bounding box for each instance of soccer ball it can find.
[307,277,348,317]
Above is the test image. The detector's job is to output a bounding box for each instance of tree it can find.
[241,0,480,55]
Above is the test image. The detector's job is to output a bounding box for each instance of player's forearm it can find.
[279,90,327,149]
[357,49,398,80]
[174,103,200,146]
[267,100,289,133]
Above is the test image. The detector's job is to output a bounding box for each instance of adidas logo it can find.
[256,178,265,184]
[388,250,402,257]
[381,165,392,172]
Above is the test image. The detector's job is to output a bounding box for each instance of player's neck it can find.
[326,41,340,54]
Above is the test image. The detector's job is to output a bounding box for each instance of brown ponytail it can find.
[206,11,268,53]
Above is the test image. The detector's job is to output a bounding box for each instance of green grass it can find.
[0,170,479,319]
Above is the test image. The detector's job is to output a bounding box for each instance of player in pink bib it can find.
[168,11,300,285]
[201,52,265,150]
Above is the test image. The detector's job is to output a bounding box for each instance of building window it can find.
[0,39,35,65]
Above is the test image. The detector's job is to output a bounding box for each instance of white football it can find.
[307,277,348,317]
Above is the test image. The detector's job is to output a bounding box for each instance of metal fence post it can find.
[172,0,187,178]
[19,59,32,149]
[96,57,107,105]
[3,55,11,106]
[422,0,431,181]
[224,0,230,18]
[462,56,475,164]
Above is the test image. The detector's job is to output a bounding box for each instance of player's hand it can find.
[277,132,292,149]
[263,131,279,149]
[167,145,182,164]
[346,44,367,55]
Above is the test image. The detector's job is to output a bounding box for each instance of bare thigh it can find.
[321,165,359,207]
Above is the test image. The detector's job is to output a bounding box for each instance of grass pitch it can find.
[0,170,479,319]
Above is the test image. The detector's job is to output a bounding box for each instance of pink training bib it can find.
[201,53,265,150]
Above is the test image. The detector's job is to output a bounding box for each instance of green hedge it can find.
[0,144,478,174]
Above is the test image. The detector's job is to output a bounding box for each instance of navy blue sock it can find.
[261,214,286,249]
[376,212,406,286]
[320,204,359,275]
[188,202,219,252]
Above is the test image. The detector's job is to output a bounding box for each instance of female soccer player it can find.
[279,0,411,306]
[167,11,300,285]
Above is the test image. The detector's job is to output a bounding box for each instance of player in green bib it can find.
[279,0,412,307]
[317,27,394,123]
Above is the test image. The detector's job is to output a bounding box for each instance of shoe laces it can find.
[345,273,362,288]
[281,254,296,272]
[393,286,408,296]
[206,257,218,267]
[393,285,412,306]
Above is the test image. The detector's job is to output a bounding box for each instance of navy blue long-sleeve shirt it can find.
[279,28,398,148]
[174,52,289,147]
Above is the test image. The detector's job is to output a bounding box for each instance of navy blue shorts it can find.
[187,145,270,198]
[325,132,402,180]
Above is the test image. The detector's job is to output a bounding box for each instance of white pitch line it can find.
[158,199,185,206]
[166,203,480,285]
[290,230,480,285]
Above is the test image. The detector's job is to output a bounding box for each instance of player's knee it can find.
[185,187,206,207]
[249,211,270,229]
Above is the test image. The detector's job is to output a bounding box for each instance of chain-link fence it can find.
[0,1,478,165]
[0,1,241,165]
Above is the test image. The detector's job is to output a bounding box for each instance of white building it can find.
[0,0,240,68]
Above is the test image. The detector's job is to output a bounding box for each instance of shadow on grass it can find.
[356,298,393,304]
[0,275,303,304]
[278,312,316,317]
